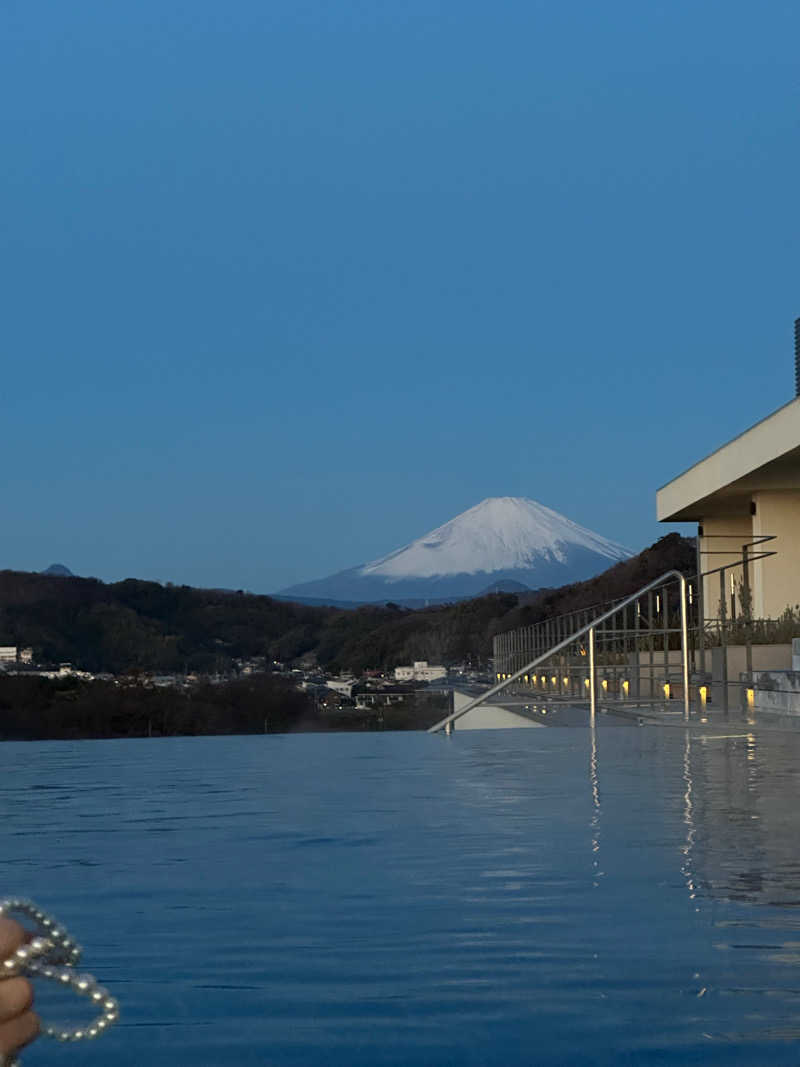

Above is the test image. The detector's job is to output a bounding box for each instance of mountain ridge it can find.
[278,497,632,602]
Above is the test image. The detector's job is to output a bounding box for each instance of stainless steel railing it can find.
[427,570,689,733]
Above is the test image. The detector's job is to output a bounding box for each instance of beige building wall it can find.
[752,490,800,618]
[699,516,753,622]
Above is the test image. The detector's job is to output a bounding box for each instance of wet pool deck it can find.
[482,695,800,733]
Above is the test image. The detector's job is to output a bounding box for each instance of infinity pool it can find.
[3,725,800,1065]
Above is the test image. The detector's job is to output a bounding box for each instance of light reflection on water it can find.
[3,727,800,1064]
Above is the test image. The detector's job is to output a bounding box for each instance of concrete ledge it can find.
[752,669,800,716]
[450,688,544,730]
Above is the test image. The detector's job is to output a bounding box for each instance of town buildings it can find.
[394,660,447,683]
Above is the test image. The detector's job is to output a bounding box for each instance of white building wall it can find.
[394,662,447,682]
[416,666,447,682]
[326,678,356,696]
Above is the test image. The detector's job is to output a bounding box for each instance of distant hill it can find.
[270,589,531,609]
[477,579,531,596]
[41,563,74,577]
[0,534,693,676]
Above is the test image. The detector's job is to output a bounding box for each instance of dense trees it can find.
[0,534,694,677]
[0,675,448,740]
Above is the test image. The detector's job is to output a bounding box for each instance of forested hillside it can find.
[0,534,694,675]
[0,674,448,739]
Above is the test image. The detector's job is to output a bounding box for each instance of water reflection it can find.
[589,720,602,886]
[4,730,800,1064]
[683,729,800,908]
[584,724,800,911]
[584,724,800,1052]
[681,730,697,901]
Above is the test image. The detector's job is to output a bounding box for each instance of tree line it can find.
[0,675,450,740]
[0,534,694,677]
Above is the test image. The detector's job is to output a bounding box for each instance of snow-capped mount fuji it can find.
[277,497,633,604]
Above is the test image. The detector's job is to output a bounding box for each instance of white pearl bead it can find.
[0,898,120,1045]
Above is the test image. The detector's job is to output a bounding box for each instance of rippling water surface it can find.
[4,725,800,1065]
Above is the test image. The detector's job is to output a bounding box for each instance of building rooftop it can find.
[657,396,800,521]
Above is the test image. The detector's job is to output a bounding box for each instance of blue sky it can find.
[2,0,798,592]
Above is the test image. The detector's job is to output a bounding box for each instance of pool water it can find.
[3,725,800,1065]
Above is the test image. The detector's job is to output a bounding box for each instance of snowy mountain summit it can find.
[278,497,633,605]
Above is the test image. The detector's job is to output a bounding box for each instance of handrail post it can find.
[742,543,753,685]
[719,568,729,715]
[695,537,705,678]
[589,626,596,720]
[679,574,689,721]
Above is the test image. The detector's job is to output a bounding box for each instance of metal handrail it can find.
[428,569,689,733]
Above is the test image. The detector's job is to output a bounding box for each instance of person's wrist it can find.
[0,919,39,1063]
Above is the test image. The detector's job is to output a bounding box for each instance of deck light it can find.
[663,683,671,699]
[601,679,608,691]
[622,680,629,696]
[584,678,590,689]
[699,685,707,707]
[563,677,569,687]
[746,688,755,708]
[551,676,557,686]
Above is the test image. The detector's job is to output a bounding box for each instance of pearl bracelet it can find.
[0,898,119,1066]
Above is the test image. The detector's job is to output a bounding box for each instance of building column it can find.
[699,515,753,625]
[751,490,800,619]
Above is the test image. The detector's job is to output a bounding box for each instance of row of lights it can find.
[494,674,687,702]
[496,672,637,695]
[494,676,757,709]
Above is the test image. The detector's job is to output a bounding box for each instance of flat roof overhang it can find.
[657,396,800,522]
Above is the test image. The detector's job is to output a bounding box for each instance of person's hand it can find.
[0,919,38,1062]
